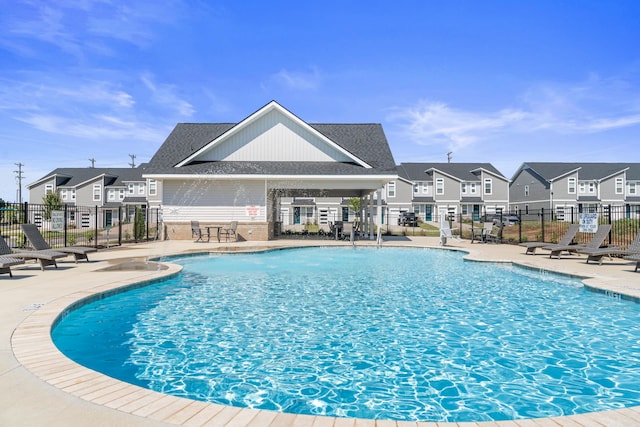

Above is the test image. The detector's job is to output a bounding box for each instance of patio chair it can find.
[485,223,502,244]
[191,220,210,242]
[542,224,612,259]
[1,234,65,271]
[578,230,640,265]
[0,236,25,277]
[221,221,237,242]
[472,222,494,243]
[519,224,580,255]
[21,223,97,263]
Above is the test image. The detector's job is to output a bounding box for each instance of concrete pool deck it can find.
[2,236,640,427]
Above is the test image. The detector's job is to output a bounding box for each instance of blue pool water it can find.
[52,247,640,422]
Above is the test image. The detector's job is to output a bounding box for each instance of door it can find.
[293,207,301,225]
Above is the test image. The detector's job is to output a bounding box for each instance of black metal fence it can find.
[461,205,640,247]
[0,202,160,250]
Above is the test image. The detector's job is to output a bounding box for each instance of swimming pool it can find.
[52,247,640,422]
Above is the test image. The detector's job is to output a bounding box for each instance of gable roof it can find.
[28,167,146,189]
[146,101,397,177]
[397,163,506,182]
[516,162,640,182]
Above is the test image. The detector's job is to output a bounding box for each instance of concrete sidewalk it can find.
[2,237,640,427]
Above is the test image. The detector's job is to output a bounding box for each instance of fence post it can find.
[517,212,522,243]
[608,204,612,245]
[541,208,545,242]
[94,206,99,248]
[63,204,68,247]
[118,206,122,246]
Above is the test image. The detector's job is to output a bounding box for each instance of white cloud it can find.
[0,0,182,56]
[270,67,322,91]
[389,73,640,151]
[140,73,195,117]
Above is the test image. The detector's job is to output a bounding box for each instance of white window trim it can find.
[484,178,492,195]
[436,178,444,195]
[149,179,157,196]
[387,181,396,198]
[568,177,576,194]
[93,184,102,202]
[615,177,624,195]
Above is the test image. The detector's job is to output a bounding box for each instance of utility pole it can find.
[88,158,96,168]
[128,154,136,168]
[14,162,24,204]
[447,152,452,163]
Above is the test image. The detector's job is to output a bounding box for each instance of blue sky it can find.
[1,1,639,202]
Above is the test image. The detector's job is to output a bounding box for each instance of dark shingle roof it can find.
[521,162,640,181]
[397,163,506,182]
[146,123,397,176]
[29,167,146,189]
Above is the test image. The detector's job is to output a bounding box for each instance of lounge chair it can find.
[191,220,210,242]
[542,224,612,259]
[21,223,97,263]
[1,234,65,271]
[439,216,460,246]
[221,221,237,242]
[519,224,580,255]
[472,222,494,243]
[0,236,25,277]
[624,254,640,272]
[578,230,640,265]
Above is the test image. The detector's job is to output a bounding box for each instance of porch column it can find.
[368,193,374,240]
[376,188,382,243]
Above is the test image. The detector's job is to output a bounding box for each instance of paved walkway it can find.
[2,237,640,426]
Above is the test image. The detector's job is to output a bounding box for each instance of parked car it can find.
[481,213,520,226]
[397,211,418,226]
[502,215,520,226]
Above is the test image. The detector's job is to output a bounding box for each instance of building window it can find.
[524,185,529,197]
[70,189,76,200]
[138,183,145,195]
[119,189,125,200]
[93,184,101,201]
[630,182,637,195]
[484,178,492,195]
[588,182,595,194]
[579,182,586,193]
[387,181,396,198]
[149,179,157,196]
[108,189,115,201]
[128,183,135,195]
[45,184,53,195]
[616,178,623,194]
[461,182,476,194]
[436,178,444,195]
[60,189,67,200]
[568,177,576,194]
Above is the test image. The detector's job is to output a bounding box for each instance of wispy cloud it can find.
[0,0,181,57]
[269,67,322,91]
[389,73,640,151]
[141,73,195,117]
[0,73,179,142]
